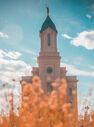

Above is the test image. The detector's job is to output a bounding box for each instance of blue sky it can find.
[0,0,94,112]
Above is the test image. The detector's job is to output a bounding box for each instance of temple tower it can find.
[37,7,61,93]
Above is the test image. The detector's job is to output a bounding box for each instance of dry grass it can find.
[0,76,93,127]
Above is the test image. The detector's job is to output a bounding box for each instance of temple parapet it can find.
[32,67,39,76]
[66,76,78,83]
[60,67,67,77]
[20,76,32,83]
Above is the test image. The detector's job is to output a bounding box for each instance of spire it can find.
[46,6,49,16]
[40,7,57,33]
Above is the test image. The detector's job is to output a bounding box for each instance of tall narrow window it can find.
[48,34,50,46]
[47,82,53,92]
[69,88,72,96]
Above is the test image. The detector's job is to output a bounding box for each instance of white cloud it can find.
[61,63,94,77]
[62,34,73,39]
[70,31,94,50]
[6,52,21,59]
[0,32,8,39]
[0,49,6,58]
[0,58,32,83]
[86,14,92,19]
[62,31,94,50]
[0,49,31,83]
[0,49,21,59]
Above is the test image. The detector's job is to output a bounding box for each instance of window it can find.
[47,67,53,74]
[69,88,72,96]
[47,82,53,92]
[49,84,53,92]
[48,34,50,46]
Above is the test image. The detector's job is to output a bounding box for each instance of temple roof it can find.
[21,76,32,83]
[40,16,57,33]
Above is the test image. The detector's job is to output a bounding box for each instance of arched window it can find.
[47,82,53,92]
[69,88,72,96]
[48,34,50,46]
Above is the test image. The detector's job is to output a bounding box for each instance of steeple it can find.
[40,7,57,33]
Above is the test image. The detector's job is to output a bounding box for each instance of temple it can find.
[21,8,78,113]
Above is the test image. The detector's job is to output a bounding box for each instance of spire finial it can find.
[46,6,49,16]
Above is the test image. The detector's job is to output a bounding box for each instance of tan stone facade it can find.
[21,9,78,114]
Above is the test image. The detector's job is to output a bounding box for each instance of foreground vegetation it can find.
[0,76,94,127]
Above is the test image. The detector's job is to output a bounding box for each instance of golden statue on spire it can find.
[46,6,49,16]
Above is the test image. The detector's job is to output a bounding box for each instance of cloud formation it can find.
[62,34,73,39]
[61,63,94,77]
[0,49,21,59]
[0,49,31,83]
[86,14,92,19]
[62,31,94,50]
[0,58,31,83]
[0,32,8,39]
[6,52,21,59]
